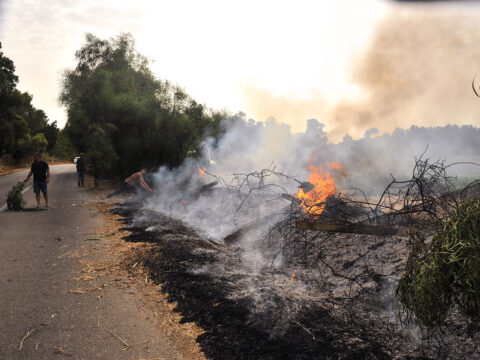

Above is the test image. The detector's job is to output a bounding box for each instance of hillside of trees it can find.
[0,42,59,163]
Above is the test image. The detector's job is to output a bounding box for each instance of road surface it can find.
[0,164,184,359]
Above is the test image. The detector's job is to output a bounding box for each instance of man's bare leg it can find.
[44,193,49,207]
[36,193,41,208]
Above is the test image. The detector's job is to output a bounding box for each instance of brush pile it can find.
[398,199,480,329]
[6,182,25,211]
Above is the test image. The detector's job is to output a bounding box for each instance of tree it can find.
[43,121,59,152]
[60,33,224,178]
[0,42,18,96]
[53,130,76,161]
[0,42,57,160]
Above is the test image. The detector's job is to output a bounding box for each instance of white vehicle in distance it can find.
[73,156,80,164]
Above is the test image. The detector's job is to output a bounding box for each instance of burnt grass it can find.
[111,205,477,360]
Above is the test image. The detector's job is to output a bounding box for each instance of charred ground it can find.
[110,203,480,359]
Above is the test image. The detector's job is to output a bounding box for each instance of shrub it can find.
[397,199,480,328]
[6,182,25,211]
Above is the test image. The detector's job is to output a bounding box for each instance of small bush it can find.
[397,199,480,328]
[6,182,25,211]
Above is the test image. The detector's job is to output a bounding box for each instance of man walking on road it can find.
[24,152,50,208]
[105,168,152,198]
[76,153,86,187]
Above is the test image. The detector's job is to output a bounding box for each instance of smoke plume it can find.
[244,10,480,141]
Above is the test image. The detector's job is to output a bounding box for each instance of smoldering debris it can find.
[115,203,480,359]
[117,208,395,359]
[114,143,480,358]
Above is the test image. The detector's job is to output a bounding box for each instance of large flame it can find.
[295,162,345,216]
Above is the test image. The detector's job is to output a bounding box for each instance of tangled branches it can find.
[203,152,480,333]
[372,155,480,228]
[218,154,480,268]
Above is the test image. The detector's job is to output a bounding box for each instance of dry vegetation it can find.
[52,175,208,359]
[83,194,206,359]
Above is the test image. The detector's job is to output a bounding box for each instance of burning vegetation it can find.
[294,162,346,217]
[109,140,480,359]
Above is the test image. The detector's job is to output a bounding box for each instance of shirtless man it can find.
[105,168,152,198]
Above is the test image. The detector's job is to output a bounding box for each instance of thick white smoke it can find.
[146,114,480,252]
[146,117,310,244]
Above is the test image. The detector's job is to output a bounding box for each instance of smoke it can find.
[332,11,480,138]
[146,117,312,242]
[244,9,480,142]
[145,120,480,248]
[143,9,480,266]
[136,8,480,340]
[242,87,329,135]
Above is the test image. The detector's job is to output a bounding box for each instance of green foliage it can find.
[6,182,25,211]
[60,33,224,178]
[0,42,58,160]
[85,128,118,178]
[43,121,59,152]
[397,199,480,328]
[11,132,48,161]
[31,133,48,153]
[0,42,18,95]
[53,130,76,161]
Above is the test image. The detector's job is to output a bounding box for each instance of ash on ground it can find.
[113,204,480,360]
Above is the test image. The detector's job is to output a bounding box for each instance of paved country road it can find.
[0,164,184,359]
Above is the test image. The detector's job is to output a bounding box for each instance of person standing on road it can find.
[24,152,50,208]
[105,168,152,198]
[76,153,86,187]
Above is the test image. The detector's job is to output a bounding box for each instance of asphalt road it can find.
[0,165,183,359]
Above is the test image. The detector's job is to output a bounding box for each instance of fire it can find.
[295,162,345,216]
[198,168,206,178]
[327,162,348,178]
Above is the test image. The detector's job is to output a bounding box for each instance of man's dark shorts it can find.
[33,181,47,195]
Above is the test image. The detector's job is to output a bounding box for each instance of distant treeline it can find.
[60,33,227,178]
[0,42,59,163]
[305,119,480,193]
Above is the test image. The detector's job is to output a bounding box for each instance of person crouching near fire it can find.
[105,168,152,198]
[24,152,50,208]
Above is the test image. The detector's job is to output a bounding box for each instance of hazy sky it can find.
[0,0,389,129]
[1,0,479,136]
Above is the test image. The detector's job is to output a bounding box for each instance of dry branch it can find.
[109,331,130,349]
[19,328,35,351]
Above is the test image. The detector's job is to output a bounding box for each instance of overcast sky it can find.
[1,0,479,136]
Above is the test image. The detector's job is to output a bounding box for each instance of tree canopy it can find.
[60,33,223,178]
[0,42,58,161]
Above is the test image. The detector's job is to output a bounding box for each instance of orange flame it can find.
[295,162,345,216]
[327,162,348,178]
[198,168,206,178]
